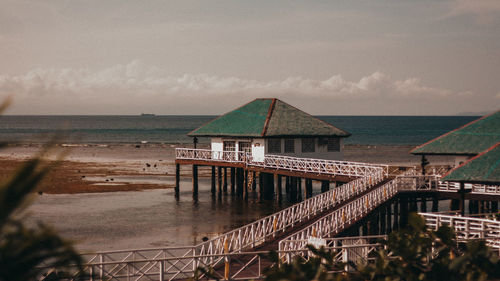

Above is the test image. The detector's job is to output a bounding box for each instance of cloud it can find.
[447,0,500,23]
[0,60,478,115]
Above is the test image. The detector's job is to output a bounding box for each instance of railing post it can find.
[159,260,164,281]
[192,248,197,273]
[99,254,103,280]
[89,265,94,281]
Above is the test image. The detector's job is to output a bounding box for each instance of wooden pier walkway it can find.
[37,152,500,281]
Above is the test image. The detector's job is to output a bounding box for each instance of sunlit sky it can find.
[1,0,499,115]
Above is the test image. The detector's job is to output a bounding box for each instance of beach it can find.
[0,143,456,194]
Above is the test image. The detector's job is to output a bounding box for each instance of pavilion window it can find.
[268,139,281,153]
[223,141,235,151]
[301,138,315,153]
[238,141,251,153]
[284,139,295,153]
[327,137,340,152]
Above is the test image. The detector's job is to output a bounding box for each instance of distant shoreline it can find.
[0,143,456,195]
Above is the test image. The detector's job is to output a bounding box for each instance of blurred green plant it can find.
[356,213,500,281]
[194,213,500,281]
[0,99,83,280]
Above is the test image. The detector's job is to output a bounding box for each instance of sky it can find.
[0,0,499,115]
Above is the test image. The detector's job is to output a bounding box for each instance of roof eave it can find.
[411,151,478,156]
[442,179,500,185]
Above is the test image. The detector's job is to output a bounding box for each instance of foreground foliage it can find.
[0,100,83,281]
[263,213,500,281]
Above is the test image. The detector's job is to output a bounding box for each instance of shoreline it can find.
[0,143,456,194]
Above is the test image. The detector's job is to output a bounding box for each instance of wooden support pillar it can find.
[263,173,275,200]
[492,201,499,213]
[305,179,313,198]
[409,197,418,212]
[223,167,228,193]
[468,200,475,215]
[386,203,392,233]
[236,168,243,197]
[362,220,368,236]
[400,196,408,228]
[432,197,439,212]
[211,166,216,196]
[471,200,478,214]
[285,176,290,195]
[217,166,222,196]
[450,199,460,212]
[393,198,399,230]
[277,175,282,202]
[369,213,378,235]
[297,178,303,202]
[351,224,360,236]
[175,163,180,198]
[459,182,466,216]
[230,167,235,194]
[374,210,380,235]
[380,206,387,234]
[480,200,486,214]
[192,165,198,200]
[244,169,248,200]
[259,172,264,201]
[420,197,427,212]
[252,172,257,191]
[321,181,329,193]
[290,177,297,203]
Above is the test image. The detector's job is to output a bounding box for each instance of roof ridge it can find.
[261,98,276,136]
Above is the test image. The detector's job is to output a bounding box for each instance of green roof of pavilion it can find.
[411,110,500,155]
[188,98,351,138]
[442,142,500,185]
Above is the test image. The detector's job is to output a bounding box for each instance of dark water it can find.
[0,115,479,145]
[28,177,298,251]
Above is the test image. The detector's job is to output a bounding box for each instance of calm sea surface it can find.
[0,115,479,145]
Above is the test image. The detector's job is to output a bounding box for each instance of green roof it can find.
[442,142,500,184]
[188,98,351,138]
[411,110,500,155]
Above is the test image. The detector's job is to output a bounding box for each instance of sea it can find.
[11,115,479,251]
[0,115,479,145]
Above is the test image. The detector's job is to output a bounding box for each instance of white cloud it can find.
[447,0,500,23]
[0,60,480,115]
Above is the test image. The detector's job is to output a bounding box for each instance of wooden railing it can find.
[420,213,500,250]
[37,238,390,281]
[396,174,500,195]
[278,177,400,253]
[175,148,389,178]
[193,169,385,258]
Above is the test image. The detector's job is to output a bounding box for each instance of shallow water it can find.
[26,177,296,252]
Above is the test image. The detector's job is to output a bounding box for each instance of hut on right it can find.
[411,110,500,168]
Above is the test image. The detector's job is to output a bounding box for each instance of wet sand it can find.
[0,143,454,194]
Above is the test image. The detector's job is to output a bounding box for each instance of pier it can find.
[174,148,387,201]
[38,152,500,280]
[36,107,500,280]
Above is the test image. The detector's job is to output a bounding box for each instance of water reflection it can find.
[27,176,295,252]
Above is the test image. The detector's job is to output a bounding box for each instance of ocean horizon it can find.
[0,115,479,146]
